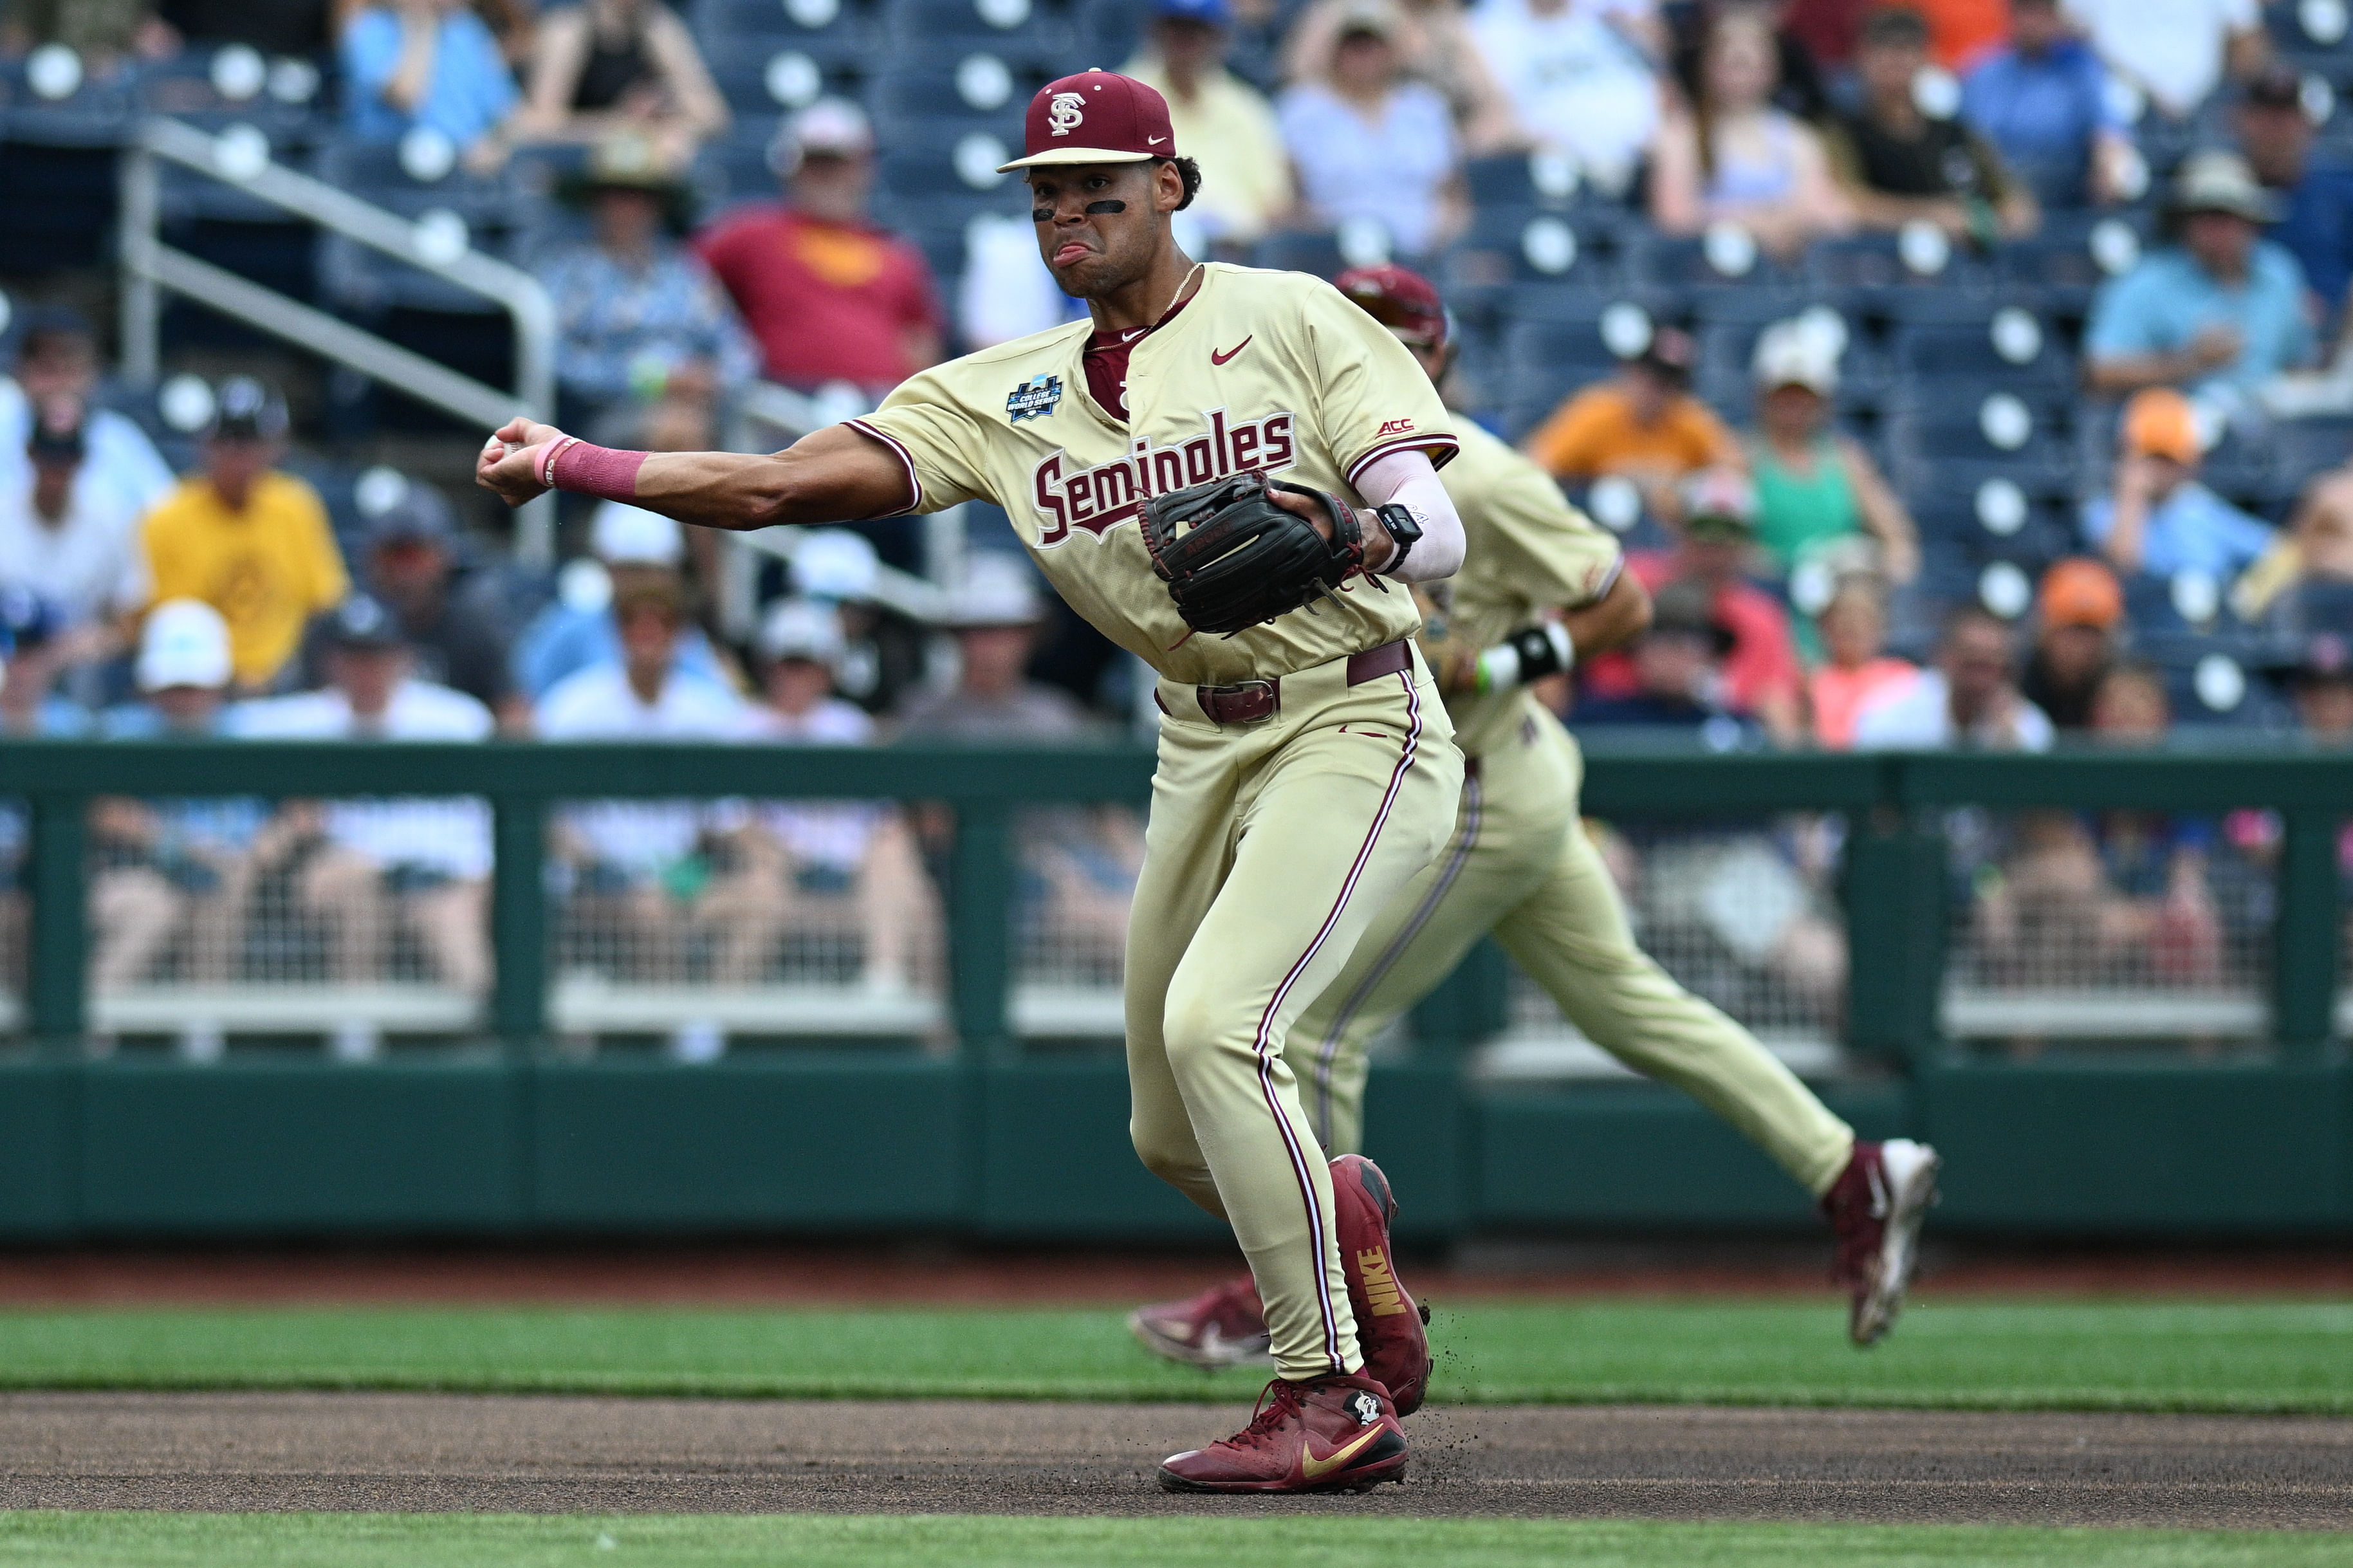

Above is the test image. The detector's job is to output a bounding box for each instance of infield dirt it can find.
[3,1392,2347,1530]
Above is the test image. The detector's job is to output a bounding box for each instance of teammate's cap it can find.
[997,69,1176,172]
[591,500,686,566]
[757,597,847,669]
[1335,263,1449,351]
[2038,557,2124,631]
[136,598,233,692]
[2122,387,2203,463]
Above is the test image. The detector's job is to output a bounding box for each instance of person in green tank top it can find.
[1745,317,1919,582]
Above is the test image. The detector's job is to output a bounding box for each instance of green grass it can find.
[0,1515,2345,1568]
[1,1298,2348,1413]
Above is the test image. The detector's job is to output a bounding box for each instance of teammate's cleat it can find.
[1157,1372,1408,1493]
[1823,1138,1942,1346]
[1328,1154,1432,1415]
[1129,1276,1273,1370]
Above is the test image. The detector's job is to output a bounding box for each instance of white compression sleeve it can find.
[1354,450,1464,582]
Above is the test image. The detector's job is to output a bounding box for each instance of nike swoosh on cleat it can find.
[1212,336,1252,365]
[1300,1424,1390,1481]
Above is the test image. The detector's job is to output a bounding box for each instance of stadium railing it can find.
[0,738,2347,1240]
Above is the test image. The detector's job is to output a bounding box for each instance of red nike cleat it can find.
[1329,1153,1432,1415]
[1129,1275,1273,1370]
[1822,1138,1942,1346]
[1157,1372,1408,1493]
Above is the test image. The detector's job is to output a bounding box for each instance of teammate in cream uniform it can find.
[1131,267,1943,1367]
[484,71,1464,1493]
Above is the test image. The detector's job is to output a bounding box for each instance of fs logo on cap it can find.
[1006,373,1064,422]
[1047,91,1085,136]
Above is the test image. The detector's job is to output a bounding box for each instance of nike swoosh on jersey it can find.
[1211,336,1252,366]
[1298,1423,1389,1481]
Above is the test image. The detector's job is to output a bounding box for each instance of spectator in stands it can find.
[540,132,755,454]
[695,100,945,396]
[1469,0,1663,196]
[1,0,176,67]
[1573,578,1759,737]
[514,0,728,171]
[141,378,347,695]
[536,572,745,1060]
[0,306,174,519]
[1583,470,1805,742]
[2020,557,2125,732]
[1277,0,1468,259]
[2063,0,2266,124]
[1284,0,1518,154]
[895,557,1143,977]
[89,602,268,997]
[0,397,147,670]
[340,0,519,169]
[699,600,938,993]
[1649,6,1852,259]
[1961,0,2136,209]
[1807,573,1917,748]
[1744,318,1919,582]
[1521,326,1737,522]
[1854,604,2055,748]
[2085,153,2316,398]
[231,595,495,1058]
[1125,0,1295,250]
[1827,7,2038,244]
[2287,630,2353,740]
[328,484,521,726]
[2083,387,2275,585]
[2236,63,2353,332]
[513,501,727,703]
[2235,465,2353,626]
[0,587,85,737]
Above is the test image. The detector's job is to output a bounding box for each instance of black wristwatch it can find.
[1372,503,1423,576]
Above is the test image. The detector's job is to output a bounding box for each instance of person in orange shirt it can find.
[1807,573,1917,748]
[1519,326,1743,524]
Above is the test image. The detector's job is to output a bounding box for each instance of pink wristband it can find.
[548,439,649,503]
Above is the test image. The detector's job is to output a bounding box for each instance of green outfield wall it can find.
[0,739,2346,1241]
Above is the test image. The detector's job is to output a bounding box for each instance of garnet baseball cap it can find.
[2038,557,2124,631]
[2122,387,2204,463]
[1335,263,1450,351]
[998,69,1176,172]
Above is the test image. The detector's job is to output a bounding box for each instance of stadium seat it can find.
[692,0,878,69]
[882,0,1073,68]
[1889,309,2074,391]
[314,138,528,314]
[1804,231,1997,320]
[1461,150,1586,211]
[0,48,136,147]
[1622,232,1805,322]
[708,47,864,117]
[1996,210,2154,316]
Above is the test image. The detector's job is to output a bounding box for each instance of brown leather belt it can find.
[1194,638,1412,725]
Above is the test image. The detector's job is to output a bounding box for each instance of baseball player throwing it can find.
[1131,266,1941,1371]
[483,71,1464,1493]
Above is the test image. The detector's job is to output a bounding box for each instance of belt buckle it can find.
[1199,678,1278,724]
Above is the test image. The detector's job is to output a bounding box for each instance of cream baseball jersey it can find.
[1430,420,1623,757]
[848,263,1457,688]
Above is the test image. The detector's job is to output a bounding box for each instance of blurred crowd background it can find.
[4,0,2352,1057]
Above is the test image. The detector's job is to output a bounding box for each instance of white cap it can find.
[793,528,879,600]
[137,598,233,692]
[591,501,685,566]
[943,552,1044,627]
[775,98,874,174]
[757,598,847,668]
[1752,318,1840,395]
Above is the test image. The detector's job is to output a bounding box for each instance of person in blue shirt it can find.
[340,0,519,164]
[2081,387,2276,586]
[2085,151,2316,399]
[511,499,726,701]
[1961,0,2132,209]
[2236,62,2353,333]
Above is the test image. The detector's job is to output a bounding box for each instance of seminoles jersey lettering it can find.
[850,264,1458,687]
[1031,410,1296,544]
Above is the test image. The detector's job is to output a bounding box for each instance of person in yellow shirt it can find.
[140,377,348,692]
[1122,0,1294,250]
[1519,325,1744,524]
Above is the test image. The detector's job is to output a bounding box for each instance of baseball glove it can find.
[1141,472,1377,636]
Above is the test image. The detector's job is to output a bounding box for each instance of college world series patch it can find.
[1006,374,1064,423]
